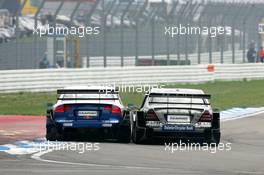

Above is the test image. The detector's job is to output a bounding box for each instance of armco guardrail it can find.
[0,64,264,93]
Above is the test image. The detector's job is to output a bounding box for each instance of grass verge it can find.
[1,80,264,116]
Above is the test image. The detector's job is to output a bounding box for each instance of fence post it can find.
[206,3,217,64]
[120,1,132,67]
[135,20,139,66]
[220,3,233,64]
[134,0,148,66]
[185,3,200,64]
[15,0,27,69]
[231,3,244,64]
[242,5,253,63]
[151,18,155,66]
[101,0,107,67]
[34,0,45,69]
[175,2,189,64]
[163,0,170,65]
[256,14,263,60]
[197,11,204,64]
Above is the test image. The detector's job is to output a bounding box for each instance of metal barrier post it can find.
[231,3,244,64]
[15,0,27,69]
[168,1,178,62]
[86,0,100,68]
[120,0,133,67]
[151,18,155,65]
[163,0,170,65]
[101,0,107,67]
[34,0,45,69]
[242,5,254,63]
[197,6,206,64]
[206,3,216,64]
[175,2,189,63]
[220,3,232,64]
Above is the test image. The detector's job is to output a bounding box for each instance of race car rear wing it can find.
[57,88,119,101]
[148,93,211,105]
[149,93,211,99]
[57,88,119,94]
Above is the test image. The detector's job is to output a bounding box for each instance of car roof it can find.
[149,88,205,95]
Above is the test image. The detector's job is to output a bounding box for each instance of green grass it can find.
[1,80,264,116]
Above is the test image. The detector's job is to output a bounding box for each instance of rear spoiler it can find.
[57,88,119,101]
[57,88,119,95]
[57,98,119,100]
[149,93,211,99]
[153,107,205,111]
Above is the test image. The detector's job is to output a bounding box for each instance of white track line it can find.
[31,149,161,170]
[221,110,264,122]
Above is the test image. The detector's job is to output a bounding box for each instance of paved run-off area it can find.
[0,116,45,145]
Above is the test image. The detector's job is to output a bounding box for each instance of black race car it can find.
[131,88,221,144]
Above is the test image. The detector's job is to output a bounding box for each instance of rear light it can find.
[54,105,71,113]
[145,109,159,121]
[199,110,212,122]
[104,105,122,114]
[112,106,121,114]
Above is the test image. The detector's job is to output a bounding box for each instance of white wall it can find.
[0,63,263,93]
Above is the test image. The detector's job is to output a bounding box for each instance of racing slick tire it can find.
[212,132,221,145]
[117,125,131,143]
[132,124,144,144]
[205,112,221,146]
[205,132,221,146]
[204,131,221,146]
[132,112,146,144]
[46,125,61,141]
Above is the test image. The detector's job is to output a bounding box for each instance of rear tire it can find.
[204,131,221,146]
[117,125,131,143]
[132,123,144,144]
[46,125,61,141]
[118,136,131,143]
[211,132,221,145]
[132,112,146,144]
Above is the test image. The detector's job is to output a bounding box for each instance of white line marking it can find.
[221,110,264,122]
[31,149,161,170]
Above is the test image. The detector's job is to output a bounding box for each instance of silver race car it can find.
[131,88,221,144]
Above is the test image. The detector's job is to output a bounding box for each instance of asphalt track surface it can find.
[0,114,263,175]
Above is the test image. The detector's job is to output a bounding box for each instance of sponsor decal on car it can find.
[162,124,195,131]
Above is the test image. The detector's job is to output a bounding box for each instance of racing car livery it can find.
[46,86,131,143]
[131,88,221,144]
